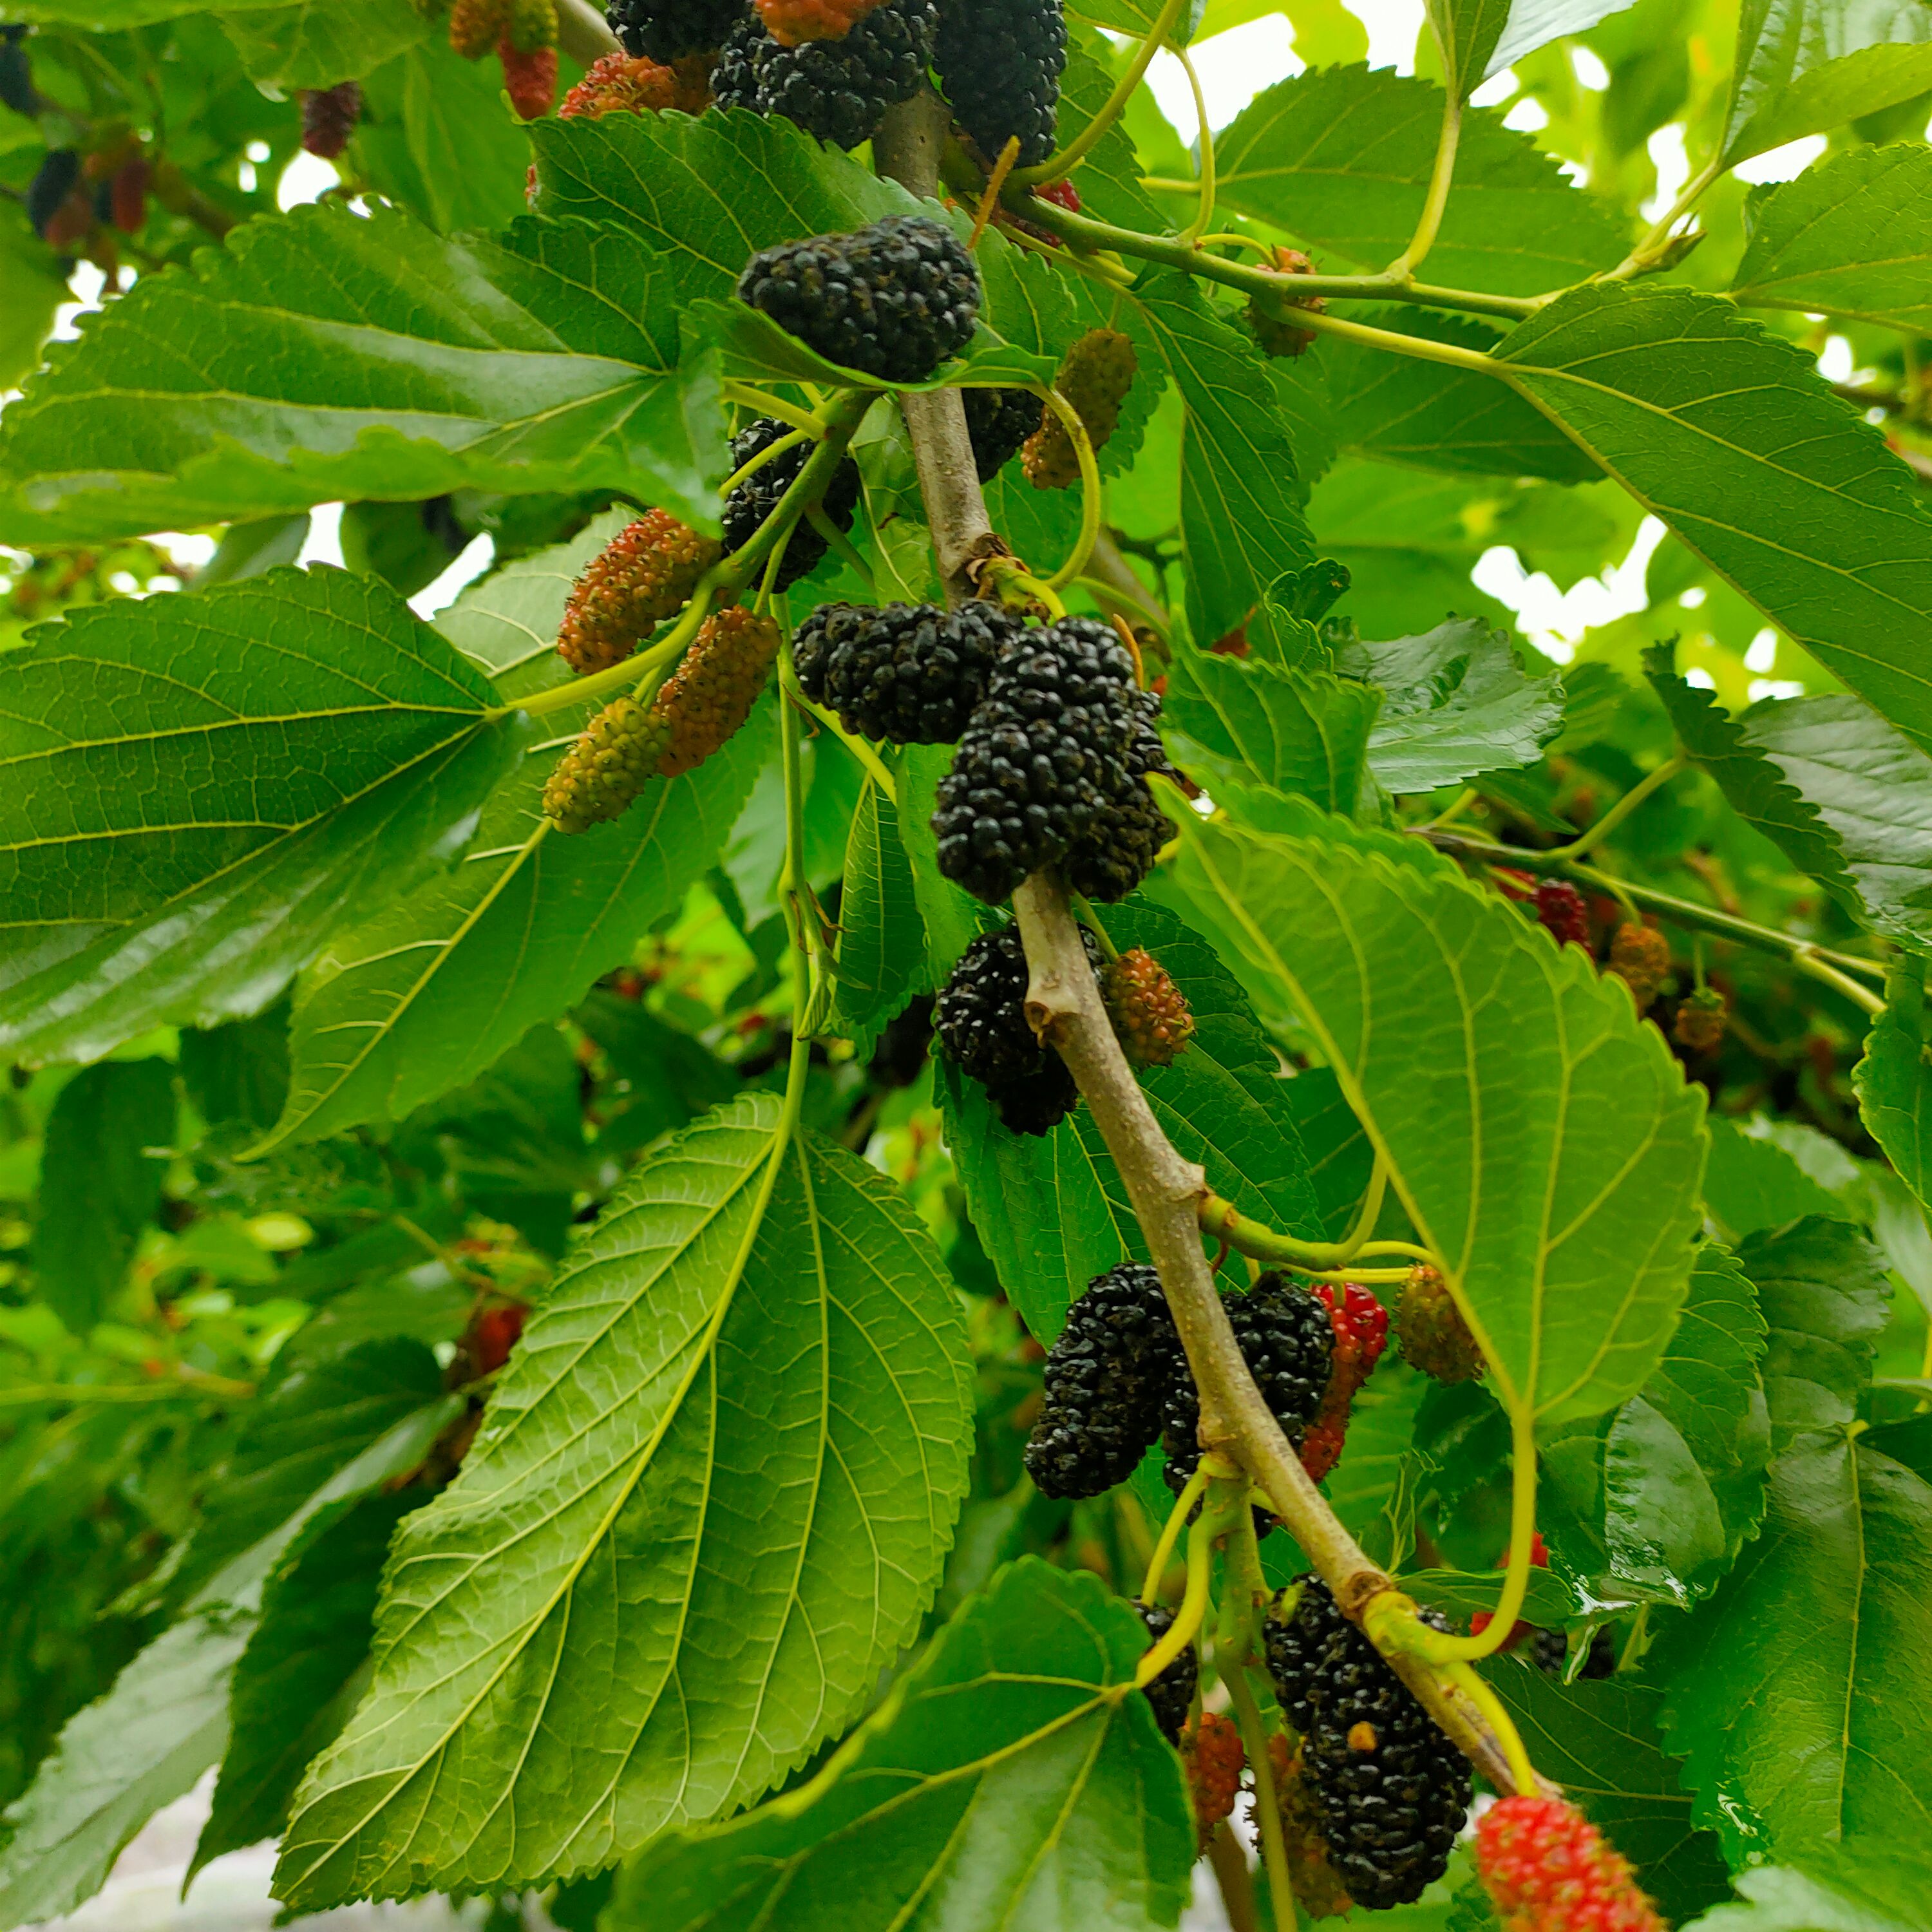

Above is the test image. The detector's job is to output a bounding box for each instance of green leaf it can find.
[358,41,536,235]
[1480,1660,1732,1924]
[258,519,765,1149]
[1727,0,1932,161]
[532,108,908,309]
[1732,143,1932,331]
[174,1338,446,1603]
[1401,1566,1581,1624]
[1703,1115,1850,1240]
[1128,276,1316,645]
[1163,649,1380,813]
[1599,1241,1770,1605]
[192,1489,419,1879]
[0,220,68,396]
[829,779,925,1040]
[1654,1435,1932,1860]
[0,204,723,546]
[0,567,517,1067]
[1645,643,1864,923]
[1496,283,1932,756]
[0,1376,455,1929]
[1429,0,1515,98]
[31,1059,175,1335]
[602,1559,1195,1932]
[0,1600,247,1931]
[1856,955,1932,1218]
[1683,1840,1932,1932]
[1741,1215,1889,1444]
[941,900,1323,1340]
[1215,66,1625,296]
[893,744,990,988]
[1486,0,1643,75]
[1322,310,1600,481]
[1653,1217,1922,1859]
[1341,618,1564,795]
[1166,822,1708,1430]
[1739,692,1932,953]
[274,1094,973,1908]
[216,0,430,88]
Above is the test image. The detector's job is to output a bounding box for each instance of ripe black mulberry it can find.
[1022,1262,1180,1498]
[1135,1598,1197,1743]
[792,599,1018,743]
[935,0,1066,169]
[607,0,748,60]
[721,416,861,593]
[736,209,978,381]
[711,0,934,148]
[963,386,1043,481]
[1264,1578,1471,1909]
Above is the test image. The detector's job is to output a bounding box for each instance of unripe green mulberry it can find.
[556,511,722,674]
[543,696,669,835]
[654,605,782,776]
[1024,328,1137,489]
[1607,922,1671,1012]
[1396,1263,1484,1385]
[1102,947,1193,1068]
[506,0,558,51]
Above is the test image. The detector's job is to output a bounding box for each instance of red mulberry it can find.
[1476,1796,1664,1932]
[556,512,721,674]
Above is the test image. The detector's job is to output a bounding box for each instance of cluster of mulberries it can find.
[545,604,779,832]
[1607,922,1671,1011]
[935,0,1067,167]
[712,0,936,149]
[1476,1796,1664,1932]
[608,0,745,59]
[1101,948,1193,1068]
[1396,1262,1484,1386]
[1024,328,1137,489]
[1300,1282,1388,1484]
[560,48,712,116]
[1018,1264,1336,1510]
[737,213,978,380]
[1021,1264,1182,1496]
[932,617,1175,905]
[1248,247,1326,358]
[1265,1578,1471,1908]
[542,694,669,834]
[721,416,861,592]
[793,599,1017,743]
[1162,1272,1332,1498]
[1134,1599,1197,1743]
[451,0,558,115]
[935,923,1101,1135]
[1532,1625,1617,1680]
[556,511,722,674]
[963,386,1041,482]
[299,82,363,158]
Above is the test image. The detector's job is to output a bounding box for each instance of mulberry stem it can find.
[1173,44,1216,246]
[1140,1459,1212,1602]
[1548,755,1686,862]
[1443,1661,1539,1797]
[1224,1662,1296,1932]
[1135,1490,1228,1688]
[878,86,1542,1804]
[1197,1189,1435,1273]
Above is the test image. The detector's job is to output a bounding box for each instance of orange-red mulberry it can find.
[556,512,722,674]
[1102,948,1193,1068]
[1477,1796,1664,1932]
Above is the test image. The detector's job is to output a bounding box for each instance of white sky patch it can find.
[298,503,346,571]
[49,259,109,345]
[1504,95,1549,132]
[1750,677,1805,701]
[1473,516,1667,664]
[1146,15,1301,134]
[1571,46,1611,89]
[156,531,220,572]
[1641,123,1689,222]
[1732,134,1827,184]
[1470,66,1517,107]
[1815,335,1853,383]
[278,149,339,211]
[411,533,497,618]
[1743,628,1778,671]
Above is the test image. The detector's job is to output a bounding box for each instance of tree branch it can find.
[875,83,1535,1801]
[556,0,621,64]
